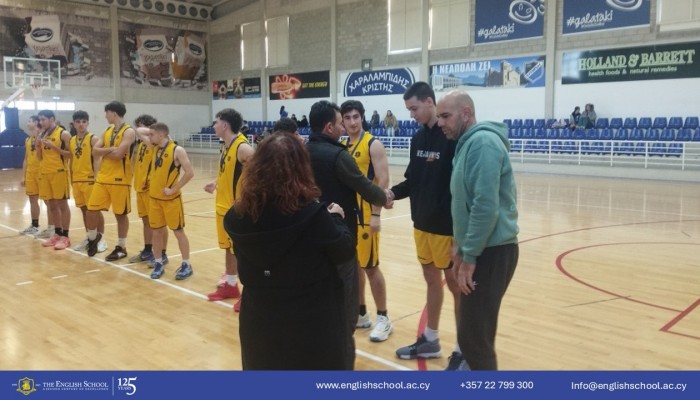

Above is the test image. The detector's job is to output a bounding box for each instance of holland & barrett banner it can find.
[343,68,415,97]
[563,0,651,35]
[474,0,545,44]
[562,42,700,84]
[269,70,330,100]
[2,370,698,399]
[430,55,545,91]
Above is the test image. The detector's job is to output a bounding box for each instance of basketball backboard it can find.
[3,56,61,91]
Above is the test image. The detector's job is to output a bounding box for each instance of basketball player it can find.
[129,114,169,266]
[19,116,45,236]
[85,101,136,260]
[145,123,195,280]
[204,108,254,311]
[340,100,393,342]
[68,111,107,253]
[35,110,72,250]
[388,82,464,370]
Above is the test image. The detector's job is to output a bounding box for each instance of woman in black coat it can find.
[224,133,355,370]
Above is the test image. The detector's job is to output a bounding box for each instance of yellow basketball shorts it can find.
[87,183,131,215]
[413,228,453,269]
[356,223,379,268]
[39,171,70,201]
[149,197,185,231]
[136,191,150,218]
[71,181,94,208]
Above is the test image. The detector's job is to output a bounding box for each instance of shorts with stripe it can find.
[87,183,131,215]
[414,228,453,269]
[149,197,185,231]
[216,213,235,253]
[25,171,40,196]
[39,171,70,201]
[357,224,379,268]
[136,191,150,218]
[72,181,94,208]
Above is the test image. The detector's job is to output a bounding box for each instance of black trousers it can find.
[458,243,518,370]
[336,254,359,370]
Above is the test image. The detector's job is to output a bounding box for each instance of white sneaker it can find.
[356,313,372,329]
[369,315,393,342]
[35,228,53,239]
[20,225,39,235]
[97,238,108,253]
[73,238,90,251]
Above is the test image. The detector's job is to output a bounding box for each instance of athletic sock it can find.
[32,219,39,228]
[117,238,126,248]
[226,274,238,285]
[359,305,367,316]
[424,327,439,342]
[87,229,97,241]
[144,244,153,252]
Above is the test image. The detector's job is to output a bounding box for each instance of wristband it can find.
[371,213,381,217]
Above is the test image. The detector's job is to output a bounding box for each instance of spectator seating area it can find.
[505,117,700,158]
[189,119,423,143]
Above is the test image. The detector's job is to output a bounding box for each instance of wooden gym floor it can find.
[1,154,699,370]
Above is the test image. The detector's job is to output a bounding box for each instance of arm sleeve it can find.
[335,151,387,206]
[319,211,355,265]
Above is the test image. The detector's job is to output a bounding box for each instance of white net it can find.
[30,83,45,99]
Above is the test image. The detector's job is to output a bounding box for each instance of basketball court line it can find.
[3,220,412,371]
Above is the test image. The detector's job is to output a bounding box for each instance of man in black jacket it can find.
[306,100,387,370]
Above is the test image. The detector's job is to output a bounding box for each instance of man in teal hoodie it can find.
[437,90,519,370]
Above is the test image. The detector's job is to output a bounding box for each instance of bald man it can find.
[436,90,520,370]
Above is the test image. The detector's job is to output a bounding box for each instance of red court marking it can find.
[557,241,700,340]
[412,218,700,369]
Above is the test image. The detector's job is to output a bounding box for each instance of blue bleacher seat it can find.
[572,128,585,140]
[503,119,512,128]
[510,139,522,152]
[630,128,644,141]
[645,128,660,141]
[667,117,683,130]
[676,128,693,141]
[637,117,652,129]
[683,117,699,129]
[522,128,535,139]
[609,118,623,129]
[613,128,629,141]
[659,128,675,141]
[510,128,522,139]
[634,142,647,156]
[623,117,638,129]
[650,142,666,156]
[534,119,545,129]
[523,119,534,129]
[559,129,572,140]
[511,119,523,129]
[534,128,546,139]
[546,128,560,140]
[667,143,683,157]
[545,118,557,128]
[599,128,613,140]
[652,117,667,129]
[595,118,609,129]
[692,128,700,142]
[584,128,599,140]
[524,140,538,152]
[614,141,633,156]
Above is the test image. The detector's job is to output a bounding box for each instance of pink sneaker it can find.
[54,236,71,250]
[233,298,241,313]
[216,272,227,288]
[42,234,61,247]
[207,282,240,301]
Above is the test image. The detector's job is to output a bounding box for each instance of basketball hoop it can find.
[30,83,44,99]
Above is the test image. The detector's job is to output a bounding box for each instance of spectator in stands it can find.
[298,115,309,128]
[569,106,580,130]
[578,103,596,129]
[370,110,380,129]
[384,110,398,137]
[279,106,288,119]
[290,114,298,125]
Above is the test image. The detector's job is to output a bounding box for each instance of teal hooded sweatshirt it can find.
[450,121,519,264]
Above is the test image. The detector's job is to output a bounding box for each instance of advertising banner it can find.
[269,70,330,100]
[119,22,207,90]
[562,42,700,84]
[213,78,261,100]
[0,6,112,87]
[430,55,546,91]
[474,0,545,44]
[563,0,651,35]
[342,68,415,97]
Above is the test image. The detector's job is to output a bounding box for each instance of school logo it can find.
[16,377,37,396]
[144,39,165,51]
[30,28,53,42]
[354,151,361,157]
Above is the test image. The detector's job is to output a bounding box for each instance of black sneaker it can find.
[87,233,102,257]
[446,351,468,370]
[105,245,127,261]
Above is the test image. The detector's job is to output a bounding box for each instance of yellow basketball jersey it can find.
[216,133,248,215]
[69,132,95,183]
[25,136,40,175]
[149,140,181,201]
[133,141,154,193]
[345,131,377,225]
[96,124,133,185]
[39,126,67,174]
